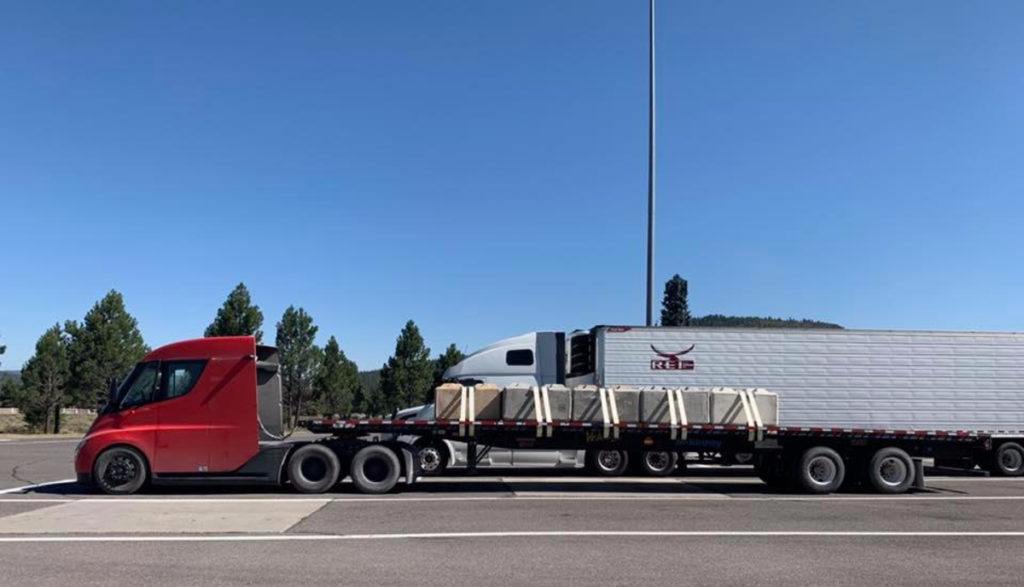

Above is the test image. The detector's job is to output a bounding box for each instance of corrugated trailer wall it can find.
[597,327,1024,432]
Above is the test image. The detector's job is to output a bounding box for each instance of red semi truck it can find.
[76,335,990,495]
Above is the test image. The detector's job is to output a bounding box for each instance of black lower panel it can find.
[151,443,292,487]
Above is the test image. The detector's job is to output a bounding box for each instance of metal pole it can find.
[645,0,656,327]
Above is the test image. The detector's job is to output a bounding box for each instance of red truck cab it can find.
[75,336,288,493]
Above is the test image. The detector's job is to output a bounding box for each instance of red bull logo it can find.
[650,344,695,371]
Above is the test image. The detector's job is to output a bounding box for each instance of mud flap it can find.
[400,445,419,486]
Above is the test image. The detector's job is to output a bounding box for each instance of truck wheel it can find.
[639,451,678,477]
[350,445,401,494]
[867,447,914,494]
[794,446,845,494]
[93,446,148,495]
[288,444,341,494]
[991,442,1024,477]
[414,442,449,476]
[586,449,629,476]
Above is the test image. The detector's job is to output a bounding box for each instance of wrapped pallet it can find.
[571,385,602,421]
[502,384,540,421]
[544,384,572,421]
[709,388,778,426]
[502,384,573,421]
[435,383,502,420]
[434,383,462,420]
[639,387,711,425]
[607,386,641,423]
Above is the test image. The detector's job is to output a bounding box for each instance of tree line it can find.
[1,275,840,432]
[0,283,465,432]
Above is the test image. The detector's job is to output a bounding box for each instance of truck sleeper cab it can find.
[76,336,419,495]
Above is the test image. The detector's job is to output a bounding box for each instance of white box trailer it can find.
[441,325,1024,481]
[592,326,1024,433]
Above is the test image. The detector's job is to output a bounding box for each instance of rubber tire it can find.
[867,447,915,494]
[350,445,402,494]
[93,446,148,495]
[754,454,788,489]
[638,451,678,477]
[288,444,341,494]
[990,442,1024,477]
[414,442,449,477]
[794,446,845,494]
[586,449,629,476]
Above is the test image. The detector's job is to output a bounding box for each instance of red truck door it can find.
[153,360,210,473]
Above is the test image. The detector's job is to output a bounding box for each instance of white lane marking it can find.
[0,439,80,445]
[3,530,1024,543]
[0,479,78,495]
[4,494,1024,504]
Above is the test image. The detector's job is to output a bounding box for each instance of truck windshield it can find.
[115,362,159,410]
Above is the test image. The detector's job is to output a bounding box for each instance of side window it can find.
[160,360,207,400]
[119,363,159,409]
[506,349,534,366]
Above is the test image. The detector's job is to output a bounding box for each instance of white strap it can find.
[675,388,688,440]
[608,387,620,439]
[667,387,678,440]
[468,385,476,437]
[541,385,554,438]
[598,388,611,439]
[736,387,755,442]
[745,389,764,441]
[532,385,544,438]
[458,386,468,437]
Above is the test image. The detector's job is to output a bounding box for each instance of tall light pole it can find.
[645,0,656,327]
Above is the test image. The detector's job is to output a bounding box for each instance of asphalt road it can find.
[3,437,1024,585]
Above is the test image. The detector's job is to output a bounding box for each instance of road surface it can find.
[2,436,1023,585]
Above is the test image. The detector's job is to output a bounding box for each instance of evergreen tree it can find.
[275,306,320,425]
[66,291,149,408]
[660,274,691,327]
[205,283,264,342]
[0,379,25,409]
[0,333,6,368]
[20,324,71,433]
[433,343,465,387]
[379,320,433,412]
[313,335,360,416]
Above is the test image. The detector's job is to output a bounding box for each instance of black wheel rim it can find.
[300,456,328,482]
[364,456,390,483]
[103,454,138,488]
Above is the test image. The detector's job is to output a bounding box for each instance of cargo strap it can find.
[598,388,620,439]
[736,387,764,442]
[532,386,545,438]
[459,385,476,437]
[667,388,688,441]
[540,385,554,438]
[745,388,764,441]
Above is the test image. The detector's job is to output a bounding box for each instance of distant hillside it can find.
[690,315,842,329]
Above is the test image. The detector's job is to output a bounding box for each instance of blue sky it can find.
[2,1,1023,369]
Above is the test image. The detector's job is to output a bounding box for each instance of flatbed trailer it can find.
[74,336,995,496]
[302,410,990,494]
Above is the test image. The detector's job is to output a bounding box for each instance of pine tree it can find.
[313,335,360,416]
[0,333,6,368]
[20,324,70,433]
[205,283,264,342]
[433,343,465,387]
[660,274,691,327]
[379,320,433,413]
[66,291,149,408]
[275,306,320,426]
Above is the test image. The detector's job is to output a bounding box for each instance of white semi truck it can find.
[440,325,1024,478]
